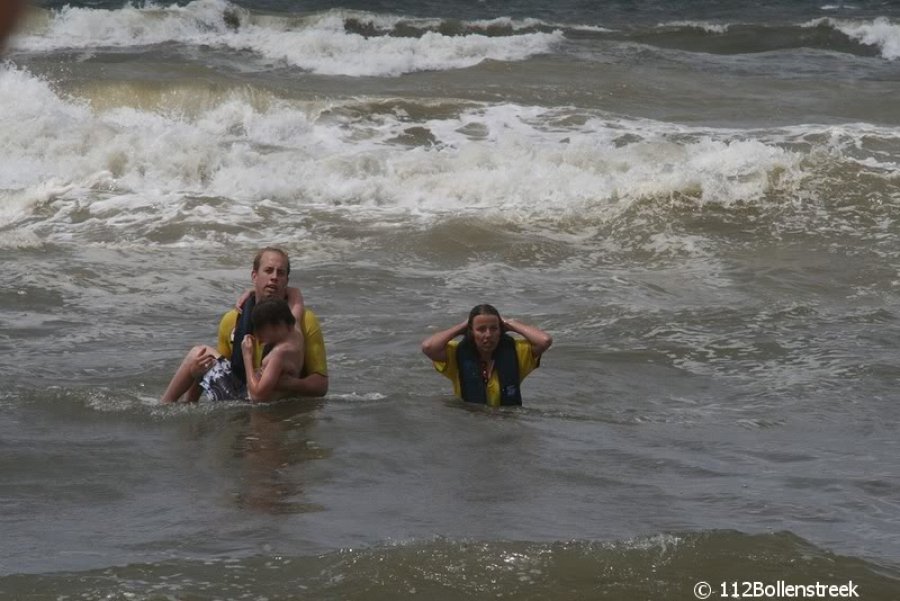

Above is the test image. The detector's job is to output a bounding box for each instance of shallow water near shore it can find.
[2,0,900,598]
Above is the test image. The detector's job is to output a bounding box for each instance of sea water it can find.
[1,0,899,598]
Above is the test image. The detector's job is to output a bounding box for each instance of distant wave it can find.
[13,0,564,76]
[804,16,900,59]
[13,0,899,68]
[636,18,900,60]
[657,20,731,34]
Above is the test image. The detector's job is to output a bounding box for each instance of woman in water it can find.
[421,304,552,406]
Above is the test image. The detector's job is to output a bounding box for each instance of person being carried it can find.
[161,247,328,403]
[240,299,305,403]
[421,304,552,407]
[234,284,305,375]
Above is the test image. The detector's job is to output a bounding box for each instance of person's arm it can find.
[285,287,305,326]
[241,334,282,403]
[277,373,328,397]
[235,289,252,313]
[235,287,304,315]
[217,311,235,357]
[504,318,553,357]
[421,320,468,363]
[276,310,327,396]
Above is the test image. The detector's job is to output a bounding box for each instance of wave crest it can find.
[805,16,900,59]
[1,68,897,252]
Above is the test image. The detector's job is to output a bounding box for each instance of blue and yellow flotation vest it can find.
[456,334,522,406]
[230,296,256,384]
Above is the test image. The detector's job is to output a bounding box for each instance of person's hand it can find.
[502,318,517,332]
[235,289,252,313]
[241,334,256,356]
[286,286,304,309]
[190,348,217,379]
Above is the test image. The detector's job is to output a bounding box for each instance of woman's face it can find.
[471,314,501,355]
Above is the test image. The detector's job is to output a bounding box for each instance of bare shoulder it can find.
[268,337,303,373]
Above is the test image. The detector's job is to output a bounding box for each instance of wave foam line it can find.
[13,0,564,76]
[657,21,731,34]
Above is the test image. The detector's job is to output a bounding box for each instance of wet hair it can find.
[251,298,296,332]
[466,304,506,338]
[253,247,291,276]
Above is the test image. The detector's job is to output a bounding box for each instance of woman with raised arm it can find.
[421,304,552,406]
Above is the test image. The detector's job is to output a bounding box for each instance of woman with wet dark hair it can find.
[421,304,552,406]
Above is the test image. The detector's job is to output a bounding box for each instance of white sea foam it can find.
[467,16,612,33]
[659,21,731,34]
[1,67,896,251]
[833,17,900,60]
[804,16,900,59]
[237,19,563,76]
[13,0,563,76]
[328,392,389,402]
[0,229,44,249]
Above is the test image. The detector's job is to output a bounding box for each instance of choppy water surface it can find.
[1,0,899,598]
